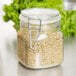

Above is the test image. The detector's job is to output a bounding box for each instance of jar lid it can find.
[19,8,61,24]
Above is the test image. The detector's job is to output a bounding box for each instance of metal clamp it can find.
[28,18,41,50]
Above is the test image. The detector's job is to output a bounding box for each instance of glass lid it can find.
[19,8,61,24]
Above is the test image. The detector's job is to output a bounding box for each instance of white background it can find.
[0,0,76,76]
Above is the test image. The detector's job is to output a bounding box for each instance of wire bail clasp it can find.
[28,18,41,50]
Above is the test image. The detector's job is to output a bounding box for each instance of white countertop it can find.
[0,2,76,76]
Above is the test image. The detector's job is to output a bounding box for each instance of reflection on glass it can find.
[17,63,63,76]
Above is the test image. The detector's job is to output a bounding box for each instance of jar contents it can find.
[17,23,63,69]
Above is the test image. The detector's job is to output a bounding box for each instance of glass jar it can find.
[17,8,63,69]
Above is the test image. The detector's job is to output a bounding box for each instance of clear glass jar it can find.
[17,8,63,69]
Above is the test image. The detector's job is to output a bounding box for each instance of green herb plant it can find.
[3,0,76,38]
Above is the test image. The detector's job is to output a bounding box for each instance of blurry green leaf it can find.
[3,0,76,38]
